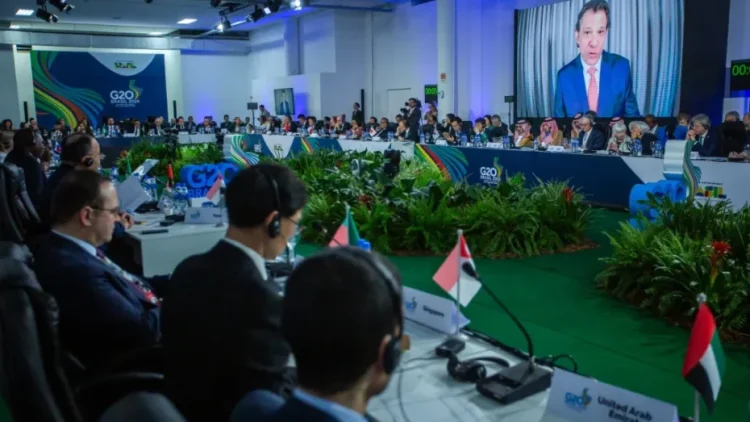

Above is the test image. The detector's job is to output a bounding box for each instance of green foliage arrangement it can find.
[114,139,224,182]
[266,149,592,258]
[597,195,750,339]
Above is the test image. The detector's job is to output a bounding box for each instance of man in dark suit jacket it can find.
[232,248,404,422]
[163,163,308,422]
[405,98,422,131]
[578,115,605,150]
[553,0,639,118]
[33,170,161,366]
[687,114,718,157]
[5,129,45,208]
[352,103,364,124]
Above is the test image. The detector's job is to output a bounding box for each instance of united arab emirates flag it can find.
[682,303,726,414]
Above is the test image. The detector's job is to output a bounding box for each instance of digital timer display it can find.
[730,59,750,91]
[424,84,438,105]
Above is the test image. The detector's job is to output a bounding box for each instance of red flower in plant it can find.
[709,240,731,285]
[335,160,342,168]
[359,194,373,207]
[711,240,731,256]
[120,150,128,158]
[562,187,574,203]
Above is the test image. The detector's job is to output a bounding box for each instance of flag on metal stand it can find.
[432,230,482,307]
[682,294,725,420]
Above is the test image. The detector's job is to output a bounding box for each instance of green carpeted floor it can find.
[298,209,750,420]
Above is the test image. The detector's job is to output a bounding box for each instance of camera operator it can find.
[401,98,422,134]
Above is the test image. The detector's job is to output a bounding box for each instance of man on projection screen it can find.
[553,0,640,118]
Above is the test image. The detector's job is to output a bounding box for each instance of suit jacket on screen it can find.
[554,51,640,118]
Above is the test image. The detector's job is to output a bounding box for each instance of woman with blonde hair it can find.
[536,117,562,147]
[607,122,632,154]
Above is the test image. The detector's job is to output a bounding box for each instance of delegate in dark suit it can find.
[554,51,640,118]
[5,150,45,208]
[691,128,718,157]
[579,129,605,151]
[33,233,161,365]
[352,110,364,124]
[162,240,291,422]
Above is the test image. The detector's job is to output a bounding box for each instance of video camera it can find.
[400,98,422,114]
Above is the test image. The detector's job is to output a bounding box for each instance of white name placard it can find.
[547,145,566,153]
[402,287,469,334]
[435,140,449,146]
[486,142,503,149]
[540,369,678,422]
[184,207,228,225]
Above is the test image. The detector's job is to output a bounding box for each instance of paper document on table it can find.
[116,176,151,213]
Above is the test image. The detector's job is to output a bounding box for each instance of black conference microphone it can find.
[460,263,553,405]
[311,221,346,248]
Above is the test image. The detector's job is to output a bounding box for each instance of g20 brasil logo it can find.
[114,61,137,69]
[404,297,417,313]
[564,388,592,411]
[479,157,503,186]
[110,80,143,108]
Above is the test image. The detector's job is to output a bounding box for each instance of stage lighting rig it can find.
[48,0,74,13]
[216,15,231,32]
[35,7,58,23]
[247,6,264,23]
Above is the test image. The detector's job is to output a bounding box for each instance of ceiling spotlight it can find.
[15,9,35,16]
[36,8,58,22]
[48,0,74,14]
[247,6,264,22]
[177,18,197,24]
[216,15,231,32]
[267,0,282,13]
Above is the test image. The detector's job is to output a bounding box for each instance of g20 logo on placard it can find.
[114,61,137,69]
[110,80,143,108]
[181,162,240,198]
[564,388,592,411]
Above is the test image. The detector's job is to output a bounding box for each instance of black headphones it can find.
[327,247,403,374]
[82,156,94,167]
[259,168,282,238]
[447,354,510,383]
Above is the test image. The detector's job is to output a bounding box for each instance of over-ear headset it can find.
[326,247,404,374]
[258,169,282,238]
[82,156,94,167]
[446,354,509,383]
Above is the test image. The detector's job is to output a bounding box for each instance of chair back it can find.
[98,393,186,422]
[0,242,82,422]
[1,162,41,225]
[0,166,24,243]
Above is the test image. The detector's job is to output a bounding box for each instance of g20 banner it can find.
[31,50,168,129]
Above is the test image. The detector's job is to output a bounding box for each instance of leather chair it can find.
[0,243,163,422]
[2,162,41,225]
[98,393,186,422]
[0,166,24,243]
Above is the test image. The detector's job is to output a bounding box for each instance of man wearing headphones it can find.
[232,247,404,421]
[162,163,308,422]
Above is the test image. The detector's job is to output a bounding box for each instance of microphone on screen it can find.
[311,221,346,248]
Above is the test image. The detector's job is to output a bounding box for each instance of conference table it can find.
[122,214,551,420]
[370,321,548,422]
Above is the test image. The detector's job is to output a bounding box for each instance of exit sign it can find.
[729,59,750,91]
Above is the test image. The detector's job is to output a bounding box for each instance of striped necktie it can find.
[96,249,160,306]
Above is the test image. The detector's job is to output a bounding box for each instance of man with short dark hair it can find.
[554,0,639,118]
[163,163,308,422]
[234,247,403,422]
[33,170,161,365]
[352,103,364,124]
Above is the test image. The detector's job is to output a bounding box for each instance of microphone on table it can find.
[460,263,553,405]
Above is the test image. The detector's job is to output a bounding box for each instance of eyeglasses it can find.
[287,218,303,238]
[92,205,120,216]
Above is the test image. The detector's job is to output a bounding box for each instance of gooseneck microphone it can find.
[460,263,553,405]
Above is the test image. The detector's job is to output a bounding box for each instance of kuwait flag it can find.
[682,302,726,414]
[329,206,360,247]
[432,232,482,307]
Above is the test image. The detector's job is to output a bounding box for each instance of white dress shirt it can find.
[582,129,592,148]
[581,55,602,95]
[221,238,268,280]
